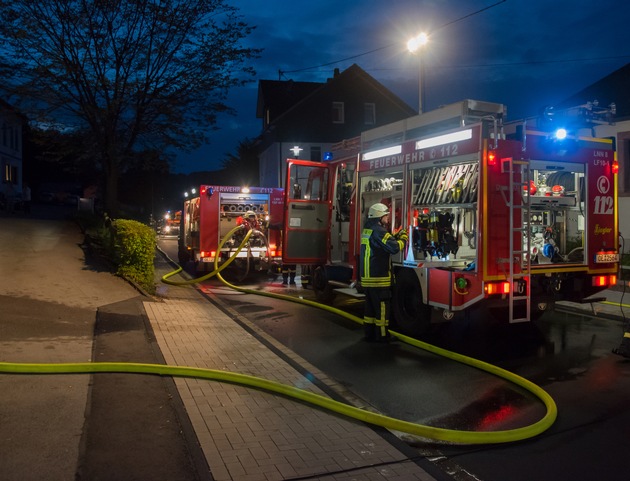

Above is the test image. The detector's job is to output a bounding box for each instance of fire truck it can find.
[282,100,619,335]
[159,210,181,236]
[178,185,284,278]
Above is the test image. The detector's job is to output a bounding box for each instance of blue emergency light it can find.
[554,128,568,140]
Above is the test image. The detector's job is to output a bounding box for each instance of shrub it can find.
[112,218,156,293]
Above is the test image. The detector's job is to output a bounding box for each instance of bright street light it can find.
[407,32,428,53]
[407,32,429,114]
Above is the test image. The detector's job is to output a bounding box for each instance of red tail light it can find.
[485,281,510,295]
[592,275,616,287]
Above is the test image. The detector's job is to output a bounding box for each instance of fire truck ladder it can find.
[499,158,531,323]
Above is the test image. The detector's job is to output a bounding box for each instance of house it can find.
[553,63,630,239]
[256,64,416,188]
[0,99,24,204]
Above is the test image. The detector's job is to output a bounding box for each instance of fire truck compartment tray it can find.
[530,196,576,207]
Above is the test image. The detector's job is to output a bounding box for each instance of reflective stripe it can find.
[361,276,391,287]
[624,332,630,339]
[375,300,388,337]
[363,316,375,325]
[361,228,372,279]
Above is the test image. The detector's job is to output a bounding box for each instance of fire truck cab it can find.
[283,100,619,335]
[179,185,284,277]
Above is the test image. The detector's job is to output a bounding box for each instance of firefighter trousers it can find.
[363,286,391,341]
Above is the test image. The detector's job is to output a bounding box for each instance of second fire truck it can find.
[282,100,619,335]
[178,185,284,278]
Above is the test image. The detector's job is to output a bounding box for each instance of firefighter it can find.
[360,203,408,342]
[236,210,261,231]
[281,264,296,286]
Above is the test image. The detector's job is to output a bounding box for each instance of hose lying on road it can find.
[0,225,558,445]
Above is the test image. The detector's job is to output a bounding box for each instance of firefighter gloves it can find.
[395,229,409,243]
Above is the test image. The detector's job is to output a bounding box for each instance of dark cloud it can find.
[174,0,629,173]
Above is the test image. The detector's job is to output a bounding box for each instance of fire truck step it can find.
[578,297,606,304]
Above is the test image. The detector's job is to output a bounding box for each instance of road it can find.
[159,236,630,481]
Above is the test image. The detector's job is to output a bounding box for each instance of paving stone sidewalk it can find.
[146,267,439,481]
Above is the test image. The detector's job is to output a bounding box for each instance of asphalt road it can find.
[158,236,630,481]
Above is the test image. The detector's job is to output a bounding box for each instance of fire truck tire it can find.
[392,268,431,336]
[177,247,191,266]
[312,266,336,304]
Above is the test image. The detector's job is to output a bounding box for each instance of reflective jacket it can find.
[359,218,404,288]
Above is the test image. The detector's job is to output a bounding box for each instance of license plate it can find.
[595,253,619,263]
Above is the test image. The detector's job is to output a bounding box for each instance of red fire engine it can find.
[178,185,284,277]
[282,100,619,335]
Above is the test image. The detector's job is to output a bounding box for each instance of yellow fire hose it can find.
[0,225,557,445]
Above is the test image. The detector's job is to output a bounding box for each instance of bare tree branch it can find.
[0,0,260,212]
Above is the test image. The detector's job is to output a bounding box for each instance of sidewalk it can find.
[555,282,629,322]
[149,259,439,480]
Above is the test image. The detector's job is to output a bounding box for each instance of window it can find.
[1,122,20,152]
[364,103,376,125]
[2,160,18,184]
[310,146,321,162]
[332,102,344,124]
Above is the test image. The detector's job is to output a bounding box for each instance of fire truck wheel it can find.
[312,266,336,304]
[392,268,431,336]
[178,247,191,266]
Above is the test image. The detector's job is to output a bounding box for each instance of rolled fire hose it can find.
[0,225,558,445]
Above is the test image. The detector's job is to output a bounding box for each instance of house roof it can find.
[256,64,416,126]
[556,62,630,120]
[256,79,322,120]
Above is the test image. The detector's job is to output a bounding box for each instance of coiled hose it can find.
[0,225,558,445]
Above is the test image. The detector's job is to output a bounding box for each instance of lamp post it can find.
[407,32,429,114]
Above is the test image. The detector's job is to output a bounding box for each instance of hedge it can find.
[111,218,156,293]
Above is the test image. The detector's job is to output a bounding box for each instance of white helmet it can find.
[368,203,390,219]
[246,210,256,217]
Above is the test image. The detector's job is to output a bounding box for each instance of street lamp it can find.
[407,32,429,114]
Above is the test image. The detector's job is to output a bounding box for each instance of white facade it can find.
[0,103,23,198]
[259,141,333,188]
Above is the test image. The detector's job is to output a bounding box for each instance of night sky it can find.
[173,0,629,173]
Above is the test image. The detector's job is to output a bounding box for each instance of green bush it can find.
[112,218,156,293]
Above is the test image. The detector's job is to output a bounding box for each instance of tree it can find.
[0,0,260,213]
[221,138,260,186]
